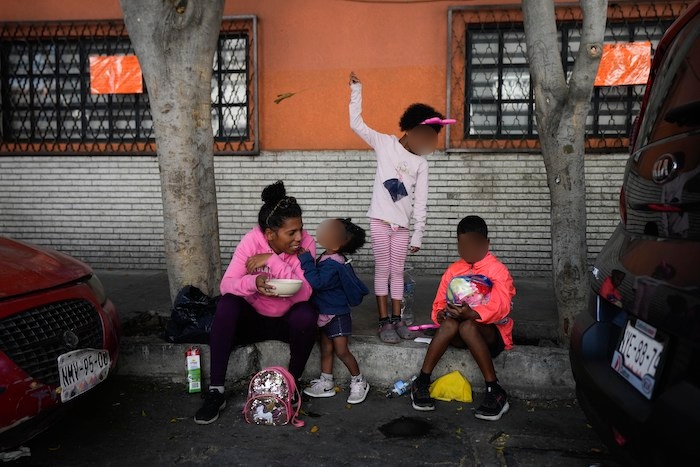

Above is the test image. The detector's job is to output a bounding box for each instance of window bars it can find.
[447,1,690,152]
[0,16,258,155]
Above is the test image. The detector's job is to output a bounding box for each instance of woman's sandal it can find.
[379,322,401,344]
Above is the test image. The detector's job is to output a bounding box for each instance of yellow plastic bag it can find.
[429,370,472,403]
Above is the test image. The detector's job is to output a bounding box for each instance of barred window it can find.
[0,17,258,155]
[466,21,671,141]
[449,2,690,152]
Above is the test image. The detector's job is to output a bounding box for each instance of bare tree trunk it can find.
[522,0,607,345]
[120,0,224,301]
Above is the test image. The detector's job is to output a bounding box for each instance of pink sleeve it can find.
[220,233,260,297]
[472,264,515,324]
[220,231,317,302]
[410,159,429,248]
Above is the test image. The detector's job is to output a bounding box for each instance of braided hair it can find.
[336,218,366,255]
[257,180,302,231]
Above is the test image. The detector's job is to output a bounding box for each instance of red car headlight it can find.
[86,274,107,306]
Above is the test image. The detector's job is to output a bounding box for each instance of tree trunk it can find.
[120,0,224,300]
[522,0,607,345]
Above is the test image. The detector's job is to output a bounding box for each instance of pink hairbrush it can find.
[408,323,440,331]
[421,117,457,126]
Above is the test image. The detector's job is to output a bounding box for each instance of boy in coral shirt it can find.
[411,215,516,421]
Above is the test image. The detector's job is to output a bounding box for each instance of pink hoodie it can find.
[220,227,316,317]
[431,252,516,349]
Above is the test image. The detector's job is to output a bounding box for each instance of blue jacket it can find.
[298,251,369,315]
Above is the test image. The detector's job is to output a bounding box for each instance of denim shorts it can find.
[321,313,352,339]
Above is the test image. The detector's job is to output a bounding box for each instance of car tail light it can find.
[619,186,627,226]
[613,427,628,447]
[645,203,683,212]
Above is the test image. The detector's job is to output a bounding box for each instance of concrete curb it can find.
[116,336,575,400]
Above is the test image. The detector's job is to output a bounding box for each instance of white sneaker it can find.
[303,377,336,398]
[347,378,370,404]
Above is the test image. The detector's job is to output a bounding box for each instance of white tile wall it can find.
[0,151,628,276]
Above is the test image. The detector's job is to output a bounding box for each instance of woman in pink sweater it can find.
[194,180,318,425]
[349,71,453,344]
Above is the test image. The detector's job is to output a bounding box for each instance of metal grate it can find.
[0,298,103,387]
[0,16,258,155]
[448,1,690,152]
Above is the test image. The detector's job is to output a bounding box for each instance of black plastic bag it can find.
[160,285,219,344]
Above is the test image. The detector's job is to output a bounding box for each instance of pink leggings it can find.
[370,218,410,300]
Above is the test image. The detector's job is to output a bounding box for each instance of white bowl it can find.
[267,278,303,297]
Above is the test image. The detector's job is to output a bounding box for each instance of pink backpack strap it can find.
[268,366,305,427]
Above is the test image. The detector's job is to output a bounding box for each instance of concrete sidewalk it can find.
[98,269,575,399]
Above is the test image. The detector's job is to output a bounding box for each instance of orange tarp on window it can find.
[89,55,143,94]
[595,42,652,87]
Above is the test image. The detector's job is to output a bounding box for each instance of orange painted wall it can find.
[0,0,523,150]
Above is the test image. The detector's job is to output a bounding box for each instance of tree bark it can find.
[120,0,224,300]
[522,0,607,345]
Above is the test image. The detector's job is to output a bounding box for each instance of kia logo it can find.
[651,153,679,184]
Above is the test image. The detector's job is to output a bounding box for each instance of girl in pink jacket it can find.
[194,180,318,425]
[349,71,453,344]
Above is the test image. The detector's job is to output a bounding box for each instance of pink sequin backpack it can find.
[242,366,304,427]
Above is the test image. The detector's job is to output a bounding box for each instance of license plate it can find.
[611,319,664,399]
[58,349,110,403]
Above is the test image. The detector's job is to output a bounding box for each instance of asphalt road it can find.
[8,375,622,467]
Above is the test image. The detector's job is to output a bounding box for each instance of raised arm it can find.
[348,72,382,149]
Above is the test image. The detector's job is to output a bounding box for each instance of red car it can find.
[0,236,121,450]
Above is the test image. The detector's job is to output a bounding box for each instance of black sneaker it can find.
[194,389,227,425]
[410,378,435,411]
[474,384,509,421]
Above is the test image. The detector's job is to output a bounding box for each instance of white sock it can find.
[351,374,364,383]
[321,372,333,381]
[209,385,224,394]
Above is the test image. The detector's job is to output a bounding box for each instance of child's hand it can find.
[446,302,473,321]
[349,71,361,85]
[409,246,420,254]
[436,309,449,324]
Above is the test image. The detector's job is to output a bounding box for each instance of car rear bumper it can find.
[570,293,700,466]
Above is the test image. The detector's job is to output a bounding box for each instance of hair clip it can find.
[420,117,457,126]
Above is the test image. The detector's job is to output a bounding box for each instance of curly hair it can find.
[257,180,302,230]
[399,103,446,134]
[336,218,366,255]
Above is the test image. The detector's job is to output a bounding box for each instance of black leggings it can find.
[208,294,318,385]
